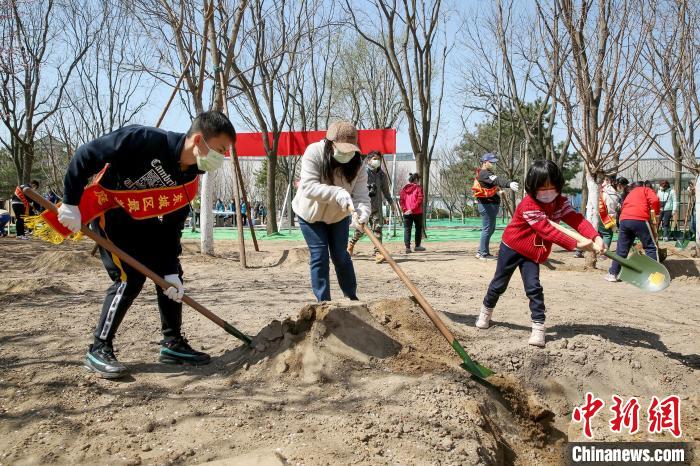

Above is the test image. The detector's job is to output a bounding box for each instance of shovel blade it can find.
[617,251,671,292]
[675,239,690,249]
[452,340,494,379]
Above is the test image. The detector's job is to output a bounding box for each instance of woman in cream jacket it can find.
[292,121,371,302]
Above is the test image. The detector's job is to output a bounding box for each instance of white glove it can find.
[509,181,520,191]
[162,274,184,303]
[57,203,82,233]
[351,210,369,231]
[335,189,354,211]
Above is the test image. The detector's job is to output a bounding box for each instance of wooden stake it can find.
[155,54,195,128]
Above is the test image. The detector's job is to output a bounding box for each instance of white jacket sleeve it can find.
[298,143,341,203]
[351,163,371,219]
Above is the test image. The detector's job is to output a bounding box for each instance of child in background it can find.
[605,182,661,283]
[475,160,604,347]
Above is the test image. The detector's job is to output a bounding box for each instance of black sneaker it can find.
[414,246,426,252]
[159,336,211,365]
[84,344,127,379]
[405,247,412,253]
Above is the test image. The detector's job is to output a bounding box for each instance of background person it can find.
[292,121,370,302]
[400,173,425,254]
[656,180,677,241]
[606,182,661,283]
[597,175,621,257]
[11,180,40,240]
[472,153,519,260]
[0,205,10,237]
[347,151,393,263]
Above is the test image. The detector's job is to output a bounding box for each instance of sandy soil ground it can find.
[1,236,698,465]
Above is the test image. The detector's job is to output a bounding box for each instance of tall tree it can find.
[132,0,218,254]
[226,0,307,235]
[345,0,450,224]
[536,0,658,267]
[644,0,700,254]
[0,0,96,185]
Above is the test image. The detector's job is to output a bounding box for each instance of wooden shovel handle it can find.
[349,208,456,343]
[23,188,251,345]
[547,220,603,253]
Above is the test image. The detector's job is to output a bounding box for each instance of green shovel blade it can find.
[607,250,671,292]
[452,339,494,379]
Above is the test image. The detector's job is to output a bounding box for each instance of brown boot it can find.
[347,242,355,256]
[374,252,385,264]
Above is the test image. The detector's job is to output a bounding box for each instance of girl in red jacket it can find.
[400,173,426,253]
[475,160,604,347]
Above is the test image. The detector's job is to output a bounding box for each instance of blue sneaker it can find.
[159,336,211,365]
[84,344,127,379]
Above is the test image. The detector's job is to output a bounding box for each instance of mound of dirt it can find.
[0,278,75,296]
[244,302,402,383]
[29,250,101,274]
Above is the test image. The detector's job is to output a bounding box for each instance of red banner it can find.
[232,128,396,157]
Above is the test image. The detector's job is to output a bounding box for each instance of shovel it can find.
[548,220,670,292]
[675,199,694,250]
[24,188,253,346]
[350,209,494,379]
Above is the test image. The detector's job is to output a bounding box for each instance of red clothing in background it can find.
[399,182,424,214]
[619,187,661,222]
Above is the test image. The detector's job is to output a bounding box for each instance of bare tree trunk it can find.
[584,172,600,269]
[696,175,700,256]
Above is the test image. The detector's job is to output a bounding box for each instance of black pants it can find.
[91,217,182,348]
[659,210,673,239]
[483,243,545,323]
[11,203,26,236]
[404,213,423,248]
[609,219,657,276]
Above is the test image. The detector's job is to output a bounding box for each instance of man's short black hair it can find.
[187,111,236,142]
[525,160,564,196]
[30,179,40,188]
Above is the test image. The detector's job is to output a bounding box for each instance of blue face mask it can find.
[536,189,558,203]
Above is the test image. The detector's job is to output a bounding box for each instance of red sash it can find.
[598,191,615,229]
[14,186,30,211]
[28,166,198,243]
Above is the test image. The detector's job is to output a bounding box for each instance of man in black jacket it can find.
[473,153,519,260]
[56,111,235,378]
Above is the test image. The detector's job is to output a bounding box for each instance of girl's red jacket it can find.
[619,187,661,222]
[399,182,424,214]
[502,195,599,264]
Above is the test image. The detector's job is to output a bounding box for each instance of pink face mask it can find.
[536,189,558,204]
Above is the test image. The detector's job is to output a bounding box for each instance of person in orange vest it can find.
[472,153,519,260]
[10,180,40,239]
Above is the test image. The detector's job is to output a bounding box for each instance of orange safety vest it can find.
[471,169,499,198]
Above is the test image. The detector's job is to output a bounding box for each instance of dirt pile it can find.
[28,249,101,274]
[244,302,403,383]
[0,278,75,296]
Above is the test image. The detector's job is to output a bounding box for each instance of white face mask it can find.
[536,189,558,204]
[196,139,226,171]
[369,159,381,169]
[333,148,356,164]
